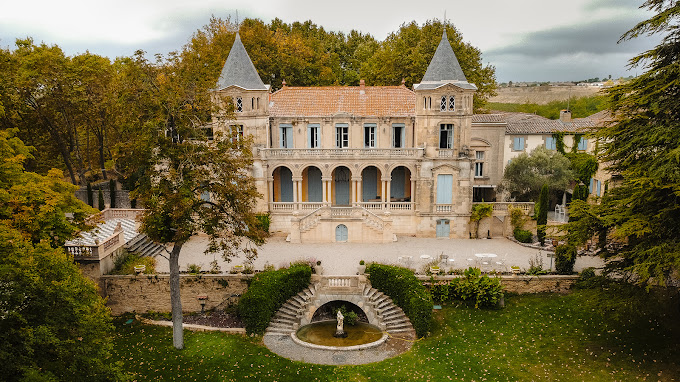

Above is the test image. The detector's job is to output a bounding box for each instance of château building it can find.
[210,31,599,243]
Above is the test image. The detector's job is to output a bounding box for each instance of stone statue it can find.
[334,310,347,338]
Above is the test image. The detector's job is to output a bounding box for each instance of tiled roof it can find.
[269,86,416,117]
[215,33,267,91]
[422,30,468,83]
[473,112,598,134]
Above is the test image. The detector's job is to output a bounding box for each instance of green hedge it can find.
[366,263,433,337]
[238,265,311,335]
[450,267,503,308]
[514,228,533,243]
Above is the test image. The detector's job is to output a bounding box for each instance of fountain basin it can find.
[292,320,388,351]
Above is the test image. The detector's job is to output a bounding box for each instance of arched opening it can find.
[302,166,323,203]
[272,166,293,202]
[311,300,368,323]
[390,166,412,202]
[361,166,382,203]
[335,224,348,242]
[332,166,351,206]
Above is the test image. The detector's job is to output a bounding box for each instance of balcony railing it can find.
[472,202,535,215]
[271,201,414,213]
[260,148,424,159]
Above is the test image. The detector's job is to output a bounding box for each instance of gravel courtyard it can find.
[155,235,603,275]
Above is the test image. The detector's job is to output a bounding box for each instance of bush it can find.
[555,244,577,274]
[110,251,156,275]
[579,267,596,280]
[238,265,311,335]
[255,213,271,233]
[430,282,450,303]
[509,206,526,230]
[98,188,105,210]
[514,228,533,243]
[449,267,503,308]
[366,263,433,337]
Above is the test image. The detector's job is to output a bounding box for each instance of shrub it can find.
[333,305,359,326]
[255,213,271,233]
[366,263,433,337]
[509,206,526,230]
[555,244,577,274]
[579,267,596,280]
[110,251,156,275]
[514,228,533,243]
[238,265,311,335]
[187,264,201,274]
[526,253,548,275]
[430,282,450,303]
[449,267,503,308]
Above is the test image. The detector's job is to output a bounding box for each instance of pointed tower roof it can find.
[215,33,267,91]
[422,30,467,82]
[415,30,476,91]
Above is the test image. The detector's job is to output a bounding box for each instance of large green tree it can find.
[569,0,680,285]
[500,146,574,202]
[126,41,267,349]
[0,130,121,381]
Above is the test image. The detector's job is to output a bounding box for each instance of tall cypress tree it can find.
[536,184,549,245]
[98,188,105,210]
[86,182,93,207]
[109,179,116,208]
[570,1,680,285]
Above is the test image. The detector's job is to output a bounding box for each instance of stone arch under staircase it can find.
[264,275,415,337]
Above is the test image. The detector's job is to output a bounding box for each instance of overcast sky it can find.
[0,0,661,82]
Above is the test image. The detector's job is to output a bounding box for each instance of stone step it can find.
[290,296,305,307]
[377,305,399,315]
[268,322,294,330]
[265,329,293,335]
[366,288,378,299]
[384,316,408,325]
[387,323,412,331]
[373,295,389,306]
[382,311,405,321]
[387,328,415,334]
[275,309,298,320]
[370,291,384,302]
[376,298,393,309]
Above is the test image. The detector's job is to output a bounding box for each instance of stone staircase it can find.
[264,277,415,337]
[125,233,167,258]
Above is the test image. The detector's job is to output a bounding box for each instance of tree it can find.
[500,146,574,201]
[536,184,549,245]
[0,131,120,381]
[98,187,105,210]
[569,1,680,285]
[469,203,493,239]
[128,41,267,349]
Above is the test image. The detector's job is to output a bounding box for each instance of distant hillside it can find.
[489,86,602,105]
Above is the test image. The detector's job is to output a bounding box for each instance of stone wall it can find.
[100,274,252,315]
[419,275,578,294]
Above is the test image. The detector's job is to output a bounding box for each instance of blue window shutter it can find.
[436,174,453,204]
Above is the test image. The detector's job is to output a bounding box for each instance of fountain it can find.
[292,302,387,350]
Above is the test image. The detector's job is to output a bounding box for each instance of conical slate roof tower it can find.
[215,32,267,90]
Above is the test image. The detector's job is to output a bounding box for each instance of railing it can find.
[65,230,125,260]
[359,202,382,211]
[436,204,452,213]
[438,149,454,158]
[86,208,144,225]
[474,202,535,215]
[65,245,96,258]
[271,202,296,211]
[330,207,353,217]
[260,148,424,159]
[320,276,361,289]
[301,203,323,210]
[390,202,413,211]
[363,208,385,230]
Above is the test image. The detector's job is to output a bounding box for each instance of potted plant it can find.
[134,265,146,274]
[232,264,244,274]
[429,265,441,274]
[510,265,521,275]
[314,260,323,275]
[357,260,366,274]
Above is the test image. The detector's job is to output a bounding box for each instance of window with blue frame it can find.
[578,138,588,151]
[513,137,525,151]
[545,136,557,150]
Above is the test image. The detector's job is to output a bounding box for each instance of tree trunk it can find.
[169,241,185,350]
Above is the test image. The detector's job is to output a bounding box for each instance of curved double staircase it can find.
[264,275,415,337]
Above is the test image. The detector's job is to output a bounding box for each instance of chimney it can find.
[359,79,365,94]
[282,79,287,88]
[560,109,572,123]
[401,78,406,86]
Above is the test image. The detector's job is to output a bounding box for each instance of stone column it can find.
[322,177,331,206]
[410,179,416,207]
[384,177,392,210]
[268,178,274,205]
[356,177,363,205]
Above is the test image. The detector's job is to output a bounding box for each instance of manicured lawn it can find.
[113,291,680,381]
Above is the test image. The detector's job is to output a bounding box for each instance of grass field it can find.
[113,288,680,381]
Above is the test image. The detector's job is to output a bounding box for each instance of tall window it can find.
[229,124,243,145]
[280,124,293,148]
[440,96,447,111]
[436,174,453,204]
[392,123,405,148]
[475,151,484,177]
[545,136,557,150]
[336,123,349,148]
[236,97,242,112]
[513,137,525,151]
[449,96,455,111]
[439,124,453,149]
[307,124,320,148]
[364,123,376,148]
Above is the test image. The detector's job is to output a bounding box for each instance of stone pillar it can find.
[385,178,392,210]
[322,177,331,206]
[410,179,416,204]
[356,177,363,204]
[267,178,274,205]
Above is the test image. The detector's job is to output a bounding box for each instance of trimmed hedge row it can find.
[238,265,311,335]
[366,263,433,338]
